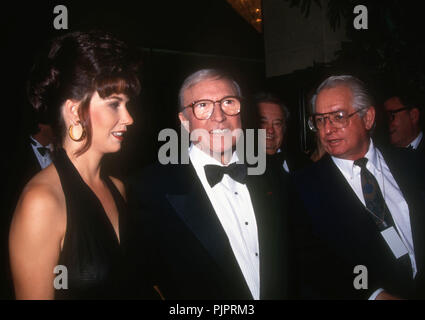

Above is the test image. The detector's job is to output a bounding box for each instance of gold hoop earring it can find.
[68,122,86,142]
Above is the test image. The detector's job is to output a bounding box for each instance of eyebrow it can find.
[314,109,345,116]
[106,95,129,102]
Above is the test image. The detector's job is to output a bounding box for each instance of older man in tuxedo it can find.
[128,69,321,300]
[294,75,425,299]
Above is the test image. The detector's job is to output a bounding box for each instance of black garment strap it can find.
[204,163,247,188]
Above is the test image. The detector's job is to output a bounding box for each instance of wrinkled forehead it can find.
[183,78,237,104]
[258,102,284,119]
[316,85,354,113]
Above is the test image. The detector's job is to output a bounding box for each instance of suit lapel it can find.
[316,157,397,261]
[321,156,379,236]
[165,163,251,297]
[319,155,417,284]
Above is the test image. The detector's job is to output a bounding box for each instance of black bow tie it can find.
[204,163,248,188]
[37,147,51,157]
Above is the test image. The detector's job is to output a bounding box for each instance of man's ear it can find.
[409,108,420,126]
[178,111,190,132]
[363,106,376,130]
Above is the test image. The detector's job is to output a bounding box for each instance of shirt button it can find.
[234,192,238,195]
[255,253,258,257]
[245,222,248,226]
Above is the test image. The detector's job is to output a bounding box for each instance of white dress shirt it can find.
[276,148,290,173]
[189,144,260,300]
[332,140,417,299]
[30,136,53,169]
[408,131,423,149]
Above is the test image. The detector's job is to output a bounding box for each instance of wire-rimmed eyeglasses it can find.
[308,108,367,132]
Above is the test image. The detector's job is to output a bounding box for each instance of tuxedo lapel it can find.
[165,163,251,297]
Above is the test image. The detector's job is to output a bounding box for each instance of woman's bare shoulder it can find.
[12,165,65,231]
[9,165,66,299]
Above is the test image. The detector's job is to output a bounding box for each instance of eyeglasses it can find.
[308,108,367,132]
[386,107,410,121]
[183,96,241,120]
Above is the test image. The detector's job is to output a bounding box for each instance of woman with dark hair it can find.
[9,30,142,299]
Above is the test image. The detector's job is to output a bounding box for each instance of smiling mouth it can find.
[266,134,274,140]
[210,128,230,134]
[111,131,126,141]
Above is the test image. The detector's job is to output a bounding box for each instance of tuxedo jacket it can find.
[293,147,425,299]
[127,161,321,300]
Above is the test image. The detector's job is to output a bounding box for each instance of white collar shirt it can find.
[30,136,53,169]
[189,144,260,300]
[408,131,423,149]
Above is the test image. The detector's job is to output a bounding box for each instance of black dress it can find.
[53,148,132,299]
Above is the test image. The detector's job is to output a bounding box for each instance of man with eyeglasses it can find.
[128,69,319,299]
[294,75,425,299]
[383,92,424,155]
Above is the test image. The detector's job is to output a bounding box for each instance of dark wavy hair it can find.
[27,30,142,156]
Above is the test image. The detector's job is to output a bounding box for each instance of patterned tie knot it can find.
[354,157,368,169]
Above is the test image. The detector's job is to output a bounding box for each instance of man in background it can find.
[254,92,311,174]
[383,90,423,155]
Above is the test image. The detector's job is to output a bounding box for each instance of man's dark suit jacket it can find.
[127,160,323,300]
[293,147,425,299]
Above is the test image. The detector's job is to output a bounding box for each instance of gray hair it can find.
[311,75,374,117]
[178,69,242,111]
